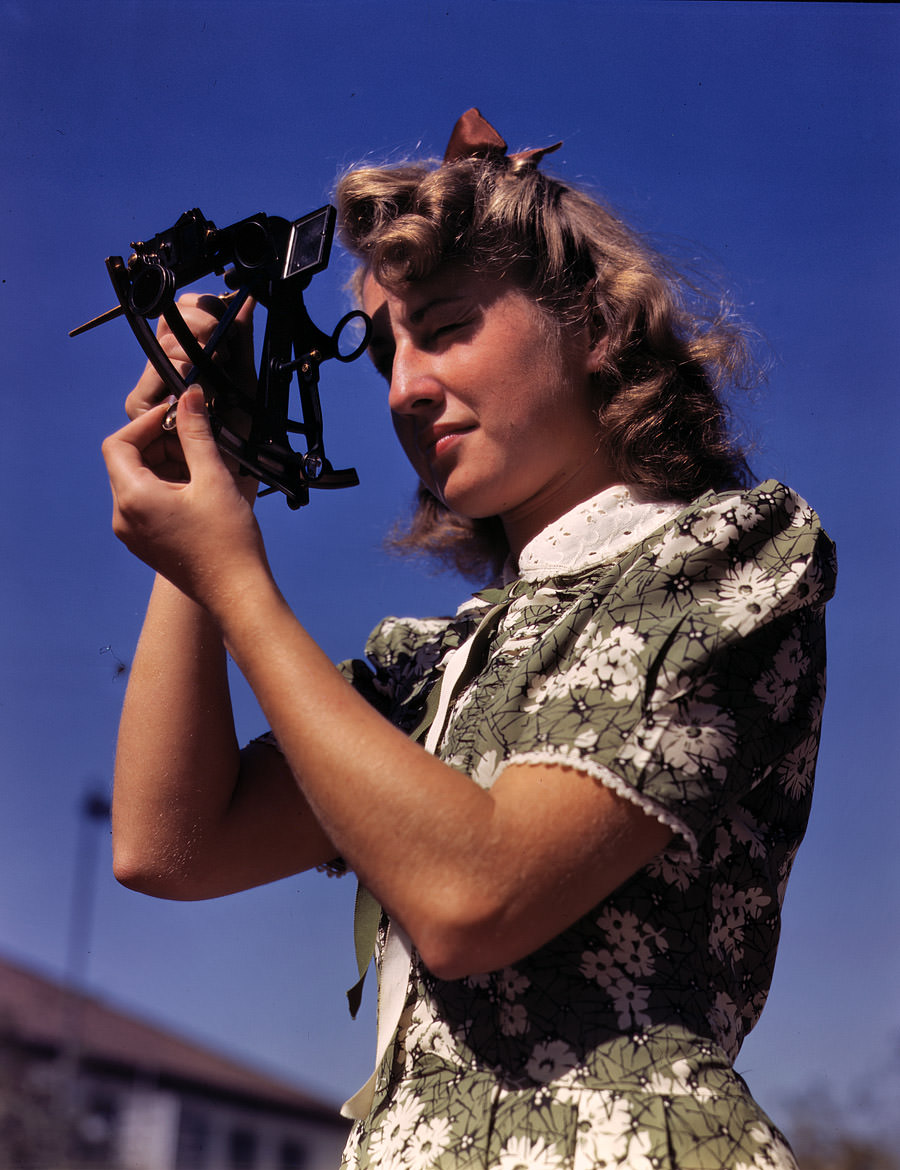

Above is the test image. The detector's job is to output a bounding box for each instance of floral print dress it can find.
[336,481,836,1170]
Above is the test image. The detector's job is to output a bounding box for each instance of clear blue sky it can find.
[1,0,898,1139]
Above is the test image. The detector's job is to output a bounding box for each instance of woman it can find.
[103,109,835,1169]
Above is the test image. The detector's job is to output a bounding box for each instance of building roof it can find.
[0,952,345,1126]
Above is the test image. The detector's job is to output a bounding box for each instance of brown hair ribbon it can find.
[443,107,562,170]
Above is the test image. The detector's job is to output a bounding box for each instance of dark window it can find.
[228,1128,257,1170]
[280,1138,308,1170]
[74,1093,118,1165]
[175,1110,209,1170]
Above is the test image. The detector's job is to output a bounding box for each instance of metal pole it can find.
[58,787,111,1165]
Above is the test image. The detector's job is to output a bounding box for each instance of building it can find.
[0,953,350,1170]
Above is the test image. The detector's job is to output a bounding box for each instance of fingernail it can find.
[184,385,205,412]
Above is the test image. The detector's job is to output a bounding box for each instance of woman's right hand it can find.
[124,292,256,420]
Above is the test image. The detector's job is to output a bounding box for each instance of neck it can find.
[500,466,619,562]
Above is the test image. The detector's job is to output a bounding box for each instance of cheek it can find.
[391,415,426,476]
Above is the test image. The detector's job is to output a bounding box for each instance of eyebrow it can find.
[407,294,469,326]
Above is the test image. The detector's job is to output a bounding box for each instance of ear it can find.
[585,331,609,375]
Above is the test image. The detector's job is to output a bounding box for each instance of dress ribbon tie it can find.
[341,597,510,1120]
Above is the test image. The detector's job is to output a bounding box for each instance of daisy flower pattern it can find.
[336,482,834,1170]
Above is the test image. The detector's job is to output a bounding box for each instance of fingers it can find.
[124,292,258,419]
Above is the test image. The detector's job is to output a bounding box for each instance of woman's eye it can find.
[429,319,468,344]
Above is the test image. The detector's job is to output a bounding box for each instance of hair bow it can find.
[443,107,562,170]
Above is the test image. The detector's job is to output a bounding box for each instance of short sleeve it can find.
[336,614,465,735]
[441,482,836,856]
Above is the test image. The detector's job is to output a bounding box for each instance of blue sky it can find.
[1,0,898,1139]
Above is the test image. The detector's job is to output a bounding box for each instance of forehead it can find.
[361,266,524,329]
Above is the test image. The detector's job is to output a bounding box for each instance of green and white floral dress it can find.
[336,481,835,1170]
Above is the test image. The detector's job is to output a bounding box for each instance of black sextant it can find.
[72,206,370,509]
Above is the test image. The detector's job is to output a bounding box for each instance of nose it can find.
[388,342,443,417]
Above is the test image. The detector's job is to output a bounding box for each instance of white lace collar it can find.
[511,484,684,582]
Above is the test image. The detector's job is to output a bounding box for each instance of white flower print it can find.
[549,1063,587,1106]
[712,563,779,635]
[580,947,618,987]
[753,670,798,722]
[779,734,820,800]
[595,907,643,946]
[773,632,809,681]
[777,555,825,615]
[607,974,652,1029]
[655,702,737,778]
[495,967,530,1033]
[646,1057,714,1101]
[613,932,656,978]
[526,1040,579,1083]
[754,631,809,721]
[653,525,700,564]
[707,990,741,1058]
[499,1000,529,1036]
[653,495,757,567]
[341,1122,363,1170]
[572,1093,632,1169]
[494,1135,566,1170]
[581,623,646,703]
[344,484,831,1170]
[497,591,557,655]
[573,727,600,751]
[404,1010,463,1065]
[524,623,646,710]
[728,808,767,859]
[366,1089,424,1165]
[730,499,764,531]
[734,1123,799,1170]
[522,664,578,711]
[645,846,700,891]
[685,505,743,550]
[709,882,771,960]
[498,967,531,1000]
[591,907,667,978]
[621,1128,656,1170]
[403,1117,453,1169]
[376,618,453,694]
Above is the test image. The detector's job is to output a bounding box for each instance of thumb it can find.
[175,386,221,465]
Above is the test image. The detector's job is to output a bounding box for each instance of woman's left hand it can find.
[102,385,270,614]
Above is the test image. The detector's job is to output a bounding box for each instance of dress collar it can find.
[509,484,684,583]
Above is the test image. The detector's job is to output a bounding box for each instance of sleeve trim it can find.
[496,749,699,860]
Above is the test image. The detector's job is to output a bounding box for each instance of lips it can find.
[420,422,476,458]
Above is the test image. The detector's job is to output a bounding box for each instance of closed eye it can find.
[425,317,474,348]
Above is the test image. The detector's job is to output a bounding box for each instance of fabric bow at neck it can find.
[443,107,562,170]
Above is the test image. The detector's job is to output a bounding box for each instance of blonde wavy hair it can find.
[336,154,757,579]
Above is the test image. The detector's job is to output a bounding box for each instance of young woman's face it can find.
[362,267,614,554]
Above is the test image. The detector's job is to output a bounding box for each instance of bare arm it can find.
[111,575,338,900]
[109,295,337,900]
[103,389,671,973]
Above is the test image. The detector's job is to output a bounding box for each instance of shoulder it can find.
[364,614,462,675]
[623,481,837,621]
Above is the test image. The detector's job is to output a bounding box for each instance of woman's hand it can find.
[125,292,256,420]
[102,387,270,615]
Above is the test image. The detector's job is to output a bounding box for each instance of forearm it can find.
[212,570,489,896]
[112,573,241,886]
